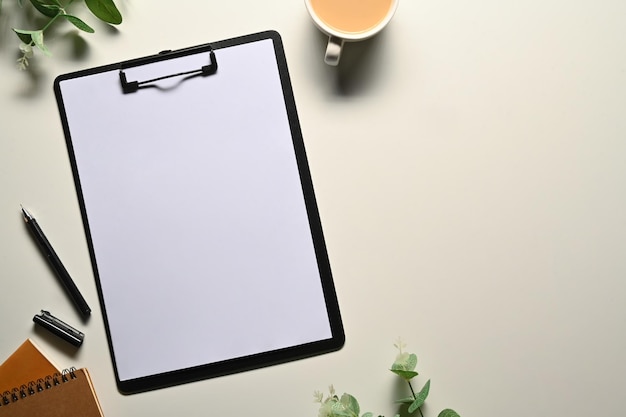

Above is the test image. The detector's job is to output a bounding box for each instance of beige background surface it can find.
[1,1,625,416]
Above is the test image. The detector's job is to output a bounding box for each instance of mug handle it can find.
[324,36,344,66]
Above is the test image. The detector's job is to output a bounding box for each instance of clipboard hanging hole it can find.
[120,49,218,94]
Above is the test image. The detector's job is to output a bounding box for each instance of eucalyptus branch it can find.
[314,339,460,417]
[4,0,123,69]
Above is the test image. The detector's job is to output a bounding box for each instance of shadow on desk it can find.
[33,322,82,361]
[310,27,390,96]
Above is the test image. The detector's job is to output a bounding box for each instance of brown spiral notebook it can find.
[0,368,104,417]
[0,339,59,394]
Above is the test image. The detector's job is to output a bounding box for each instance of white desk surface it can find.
[1,1,625,416]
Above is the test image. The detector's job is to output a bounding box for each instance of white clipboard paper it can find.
[54,31,344,394]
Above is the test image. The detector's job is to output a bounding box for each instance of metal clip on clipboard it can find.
[119,47,218,94]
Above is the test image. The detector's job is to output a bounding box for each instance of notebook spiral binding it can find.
[0,367,78,407]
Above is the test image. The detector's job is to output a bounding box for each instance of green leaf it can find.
[395,397,415,404]
[408,380,430,414]
[325,393,361,417]
[61,14,95,33]
[330,404,353,417]
[438,409,460,417]
[340,393,360,417]
[361,413,374,417]
[391,353,418,372]
[30,30,50,55]
[13,28,33,44]
[13,29,51,55]
[390,369,418,380]
[85,0,122,24]
[29,0,60,17]
[406,353,418,369]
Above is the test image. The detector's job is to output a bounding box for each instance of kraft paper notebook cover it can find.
[0,368,103,417]
[0,339,59,394]
[53,31,344,394]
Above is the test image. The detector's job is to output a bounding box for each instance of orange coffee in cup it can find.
[309,0,395,34]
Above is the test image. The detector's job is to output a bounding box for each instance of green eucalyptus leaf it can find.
[391,353,418,372]
[12,28,33,44]
[30,30,50,55]
[340,393,360,417]
[395,397,415,404]
[438,409,460,417]
[13,29,50,55]
[330,405,353,417]
[390,369,418,380]
[408,399,423,413]
[408,380,430,414]
[84,0,122,24]
[406,353,418,369]
[61,14,95,33]
[29,0,60,17]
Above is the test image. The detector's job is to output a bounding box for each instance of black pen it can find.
[21,206,91,318]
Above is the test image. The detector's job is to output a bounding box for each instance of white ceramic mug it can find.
[305,0,399,66]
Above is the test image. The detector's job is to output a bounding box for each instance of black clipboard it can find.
[53,31,344,394]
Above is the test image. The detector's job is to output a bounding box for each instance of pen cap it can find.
[33,310,84,347]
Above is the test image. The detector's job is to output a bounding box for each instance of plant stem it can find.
[407,381,424,417]
[40,0,76,33]
[408,380,416,399]
[41,13,62,32]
